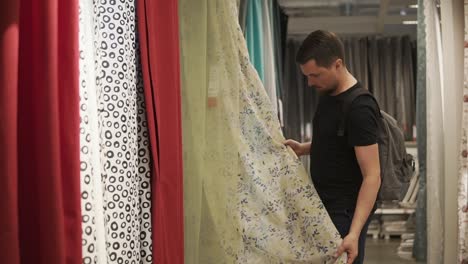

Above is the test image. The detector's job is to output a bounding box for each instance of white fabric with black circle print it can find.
[79,0,152,263]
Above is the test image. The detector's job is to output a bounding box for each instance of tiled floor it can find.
[364,238,425,264]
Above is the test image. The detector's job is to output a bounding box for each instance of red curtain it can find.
[0,0,82,263]
[137,0,184,263]
[0,0,20,262]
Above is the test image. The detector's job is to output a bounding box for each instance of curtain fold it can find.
[402,36,417,138]
[0,0,82,263]
[413,0,428,261]
[0,0,20,262]
[262,0,278,115]
[424,0,445,262]
[245,0,264,82]
[458,2,468,261]
[301,35,418,140]
[137,0,184,263]
[239,0,248,34]
[179,1,208,262]
[271,0,287,101]
[282,40,304,142]
[343,37,369,91]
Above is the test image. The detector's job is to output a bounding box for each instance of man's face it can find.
[300,59,340,95]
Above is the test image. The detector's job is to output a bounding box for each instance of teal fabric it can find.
[414,0,427,261]
[245,0,264,82]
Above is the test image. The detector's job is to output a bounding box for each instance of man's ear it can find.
[335,58,343,69]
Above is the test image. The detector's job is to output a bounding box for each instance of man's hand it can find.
[284,140,310,156]
[335,233,359,263]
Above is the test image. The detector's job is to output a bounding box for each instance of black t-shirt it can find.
[310,82,379,210]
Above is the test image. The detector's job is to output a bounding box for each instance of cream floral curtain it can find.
[179,0,345,263]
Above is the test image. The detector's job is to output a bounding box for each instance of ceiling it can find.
[279,0,418,37]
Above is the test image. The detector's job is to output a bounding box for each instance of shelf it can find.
[374,208,415,215]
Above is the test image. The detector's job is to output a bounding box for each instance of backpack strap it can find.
[337,87,381,137]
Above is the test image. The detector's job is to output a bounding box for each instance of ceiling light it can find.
[403,20,418,25]
[409,4,418,8]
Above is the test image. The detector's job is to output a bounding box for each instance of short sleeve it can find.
[346,96,379,146]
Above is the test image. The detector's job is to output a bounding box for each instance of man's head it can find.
[296,30,346,94]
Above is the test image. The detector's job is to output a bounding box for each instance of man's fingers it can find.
[347,251,357,264]
[335,244,345,258]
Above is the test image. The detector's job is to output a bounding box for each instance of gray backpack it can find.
[338,88,415,201]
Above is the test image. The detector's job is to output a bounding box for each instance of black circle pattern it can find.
[79,1,152,263]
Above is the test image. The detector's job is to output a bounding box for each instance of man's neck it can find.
[331,71,357,96]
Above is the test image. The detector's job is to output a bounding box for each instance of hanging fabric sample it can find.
[239,0,248,33]
[282,39,306,142]
[136,0,184,262]
[245,0,265,82]
[0,0,82,263]
[282,39,324,141]
[458,2,468,262]
[402,36,417,140]
[270,0,286,103]
[179,0,345,263]
[0,1,20,262]
[413,0,428,261]
[367,36,417,140]
[342,37,369,91]
[78,0,153,263]
[424,0,445,262]
[261,0,278,115]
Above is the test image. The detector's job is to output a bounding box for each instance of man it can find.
[284,30,381,264]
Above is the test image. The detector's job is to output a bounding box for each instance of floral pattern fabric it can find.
[458,3,468,262]
[180,0,345,263]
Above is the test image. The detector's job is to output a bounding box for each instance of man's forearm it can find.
[349,175,381,237]
[300,142,312,156]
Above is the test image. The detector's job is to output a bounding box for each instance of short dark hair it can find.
[295,30,345,67]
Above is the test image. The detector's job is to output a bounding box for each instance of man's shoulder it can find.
[349,93,379,112]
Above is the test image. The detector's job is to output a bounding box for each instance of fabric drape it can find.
[459,52,468,262]
[0,0,82,263]
[282,39,318,173]
[458,2,468,261]
[180,0,345,263]
[245,0,264,82]
[179,1,208,262]
[343,37,369,91]
[262,0,278,115]
[271,0,288,102]
[367,36,416,140]
[282,39,315,143]
[0,1,20,262]
[424,0,445,262]
[402,37,417,138]
[413,0,428,261]
[78,0,153,263]
[137,0,184,263]
[239,0,248,33]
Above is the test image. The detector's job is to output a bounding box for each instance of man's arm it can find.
[351,143,381,236]
[284,140,311,156]
[336,143,381,263]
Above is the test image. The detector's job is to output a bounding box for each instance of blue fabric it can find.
[245,0,264,82]
[413,0,427,261]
